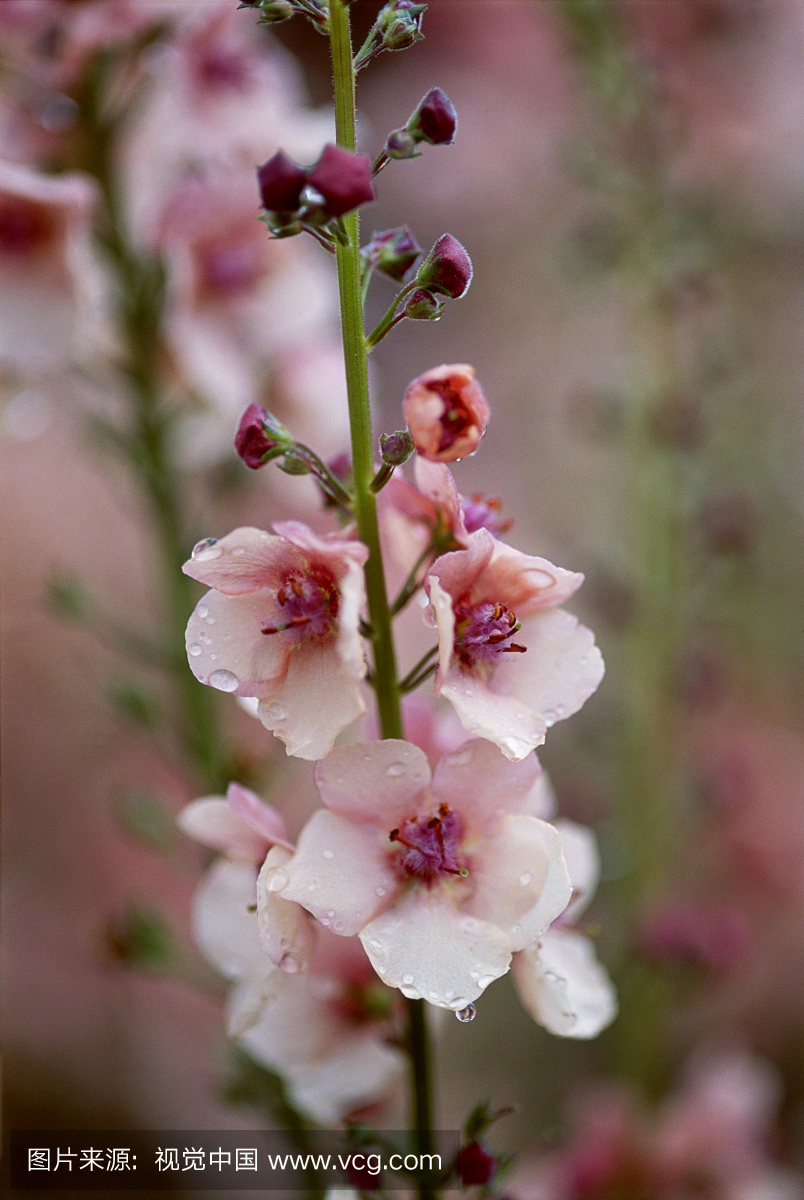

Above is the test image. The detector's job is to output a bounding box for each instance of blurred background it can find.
[4,0,804,1194]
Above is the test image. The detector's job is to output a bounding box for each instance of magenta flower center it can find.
[261,570,338,641]
[389,804,465,880]
[453,600,527,668]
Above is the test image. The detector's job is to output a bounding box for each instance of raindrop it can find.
[402,973,414,985]
[375,886,386,896]
[369,939,382,952]
[554,703,566,718]
[519,872,532,886]
[268,869,288,892]
[543,709,557,727]
[307,881,318,892]
[188,643,202,657]
[322,849,334,859]
[447,749,472,767]
[265,701,287,720]
[463,686,474,697]
[209,654,217,662]
[232,547,246,556]
[279,951,301,973]
[191,537,221,560]
[477,974,495,989]
[455,1003,476,1023]
[205,616,215,626]
[209,669,239,692]
[445,989,455,1000]
[386,762,405,777]
[320,918,330,926]
[197,604,209,619]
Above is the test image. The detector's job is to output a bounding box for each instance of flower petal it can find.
[427,574,456,680]
[192,859,267,979]
[289,1037,405,1125]
[439,663,546,761]
[257,640,366,760]
[178,795,272,862]
[186,589,289,697]
[335,557,368,680]
[273,520,369,572]
[511,930,617,1039]
[467,815,572,950]
[182,526,301,594]
[425,529,495,616]
[491,606,605,729]
[278,810,398,935]
[554,818,600,921]
[257,846,316,971]
[226,782,293,851]
[359,888,511,1009]
[482,539,584,611]
[226,971,284,1038]
[314,740,431,828]
[431,739,541,834]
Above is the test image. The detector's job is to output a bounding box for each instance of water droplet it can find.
[197,675,207,684]
[232,546,245,556]
[512,924,521,934]
[209,654,217,661]
[445,989,455,1000]
[322,849,334,859]
[386,762,405,777]
[429,990,439,999]
[320,918,330,926]
[279,951,301,973]
[470,971,479,980]
[188,643,202,657]
[555,703,566,718]
[268,869,288,892]
[580,656,589,667]
[455,1003,476,1023]
[363,753,372,761]
[209,669,239,692]
[264,700,287,720]
[375,886,386,896]
[205,615,215,625]
[197,604,209,619]
[326,910,335,918]
[191,537,221,560]
[478,974,495,989]
[369,939,382,952]
[448,749,472,767]
[402,973,414,985]
[520,872,532,886]
[463,686,474,697]
[307,881,318,892]
[543,709,557,727]
[333,920,344,932]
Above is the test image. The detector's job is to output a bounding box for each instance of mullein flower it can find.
[403,363,489,462]
[183,523,368,759]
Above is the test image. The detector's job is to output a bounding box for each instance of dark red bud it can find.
[363,225,421,281]
[407,87,457,145]
[306,144,375,218]
[404,288,442,320]
[234,403,290,468]
[257,151,307,212]
[458,1142,496,1187]
[416,233,473,299]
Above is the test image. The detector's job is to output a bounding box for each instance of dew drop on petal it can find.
[267,869,288,892]
[188,643,202,657]
[209,669,239,692]
[543,709,557,727]
[455,1003,476,1022]
[375,885,386,896]
[191,538,221,560]
[265,700,287,720]
[209,654,217,661]
[520,872,532,886]
[478,974,495,989]
[322,850,334,859]
[445,990,455,1000]
[320,918,330,926]
[386,762,405,777]
[232,547,246,556]
[205,616,215,625]
[197,604,209,619]
[279,951,301,973]
[369,940,382,952]
[402,973,414,985]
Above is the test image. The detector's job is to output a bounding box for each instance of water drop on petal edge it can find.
[455,1003,476,1023]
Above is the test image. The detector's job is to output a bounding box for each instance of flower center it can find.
[261,570,338,641]
[429,381,477,455]
[389,804,467,880]
[453,599,527,668]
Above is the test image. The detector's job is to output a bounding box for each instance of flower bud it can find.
[378,0,426,50]
[276,447,311,475]
[379,429,414,466]
[306,144,375,218]
[257,151,307,213]
[403,363,489,462]
[416,233,473,299]
[404,288,442,320]
[458,1142,496,1187]
[406,87,457,146]
[241,0,294,21]
[361,225,421,282]
[234,403,292,469]
[384,128,418,160]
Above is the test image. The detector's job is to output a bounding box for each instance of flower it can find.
[425,528,604,760]
[406,87,458,146]
[415,234,473,299]
[272,738,573,1011]
[403,363,489,462]
[183,522,368,759]
[233,403,292,469]
[511,819,617,1039]
[306,144,375,219]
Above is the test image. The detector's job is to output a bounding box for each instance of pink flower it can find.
[425,528,604,760]
[183,522,368,759]
[403,363,489,462]
[511,820,617,1039]
[272,738,573,1011]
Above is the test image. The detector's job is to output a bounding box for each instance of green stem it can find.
[329,2,435,1190]
[366,280,419,349]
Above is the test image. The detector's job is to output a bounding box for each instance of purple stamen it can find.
[261,571,338,640]
[453,599,526,668]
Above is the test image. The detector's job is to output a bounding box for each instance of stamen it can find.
[453,599,527,668]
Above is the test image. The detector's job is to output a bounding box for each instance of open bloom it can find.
[183,522,368,758]
[425,528,604,760]
[403,363,489,462]
[512,819,617,1039]
[272,738,573,1011]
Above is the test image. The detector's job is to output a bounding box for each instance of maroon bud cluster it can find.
[457,1142,497,1187]
[234,403,292,469]
[361,225,421,282]
[257,144,375,229]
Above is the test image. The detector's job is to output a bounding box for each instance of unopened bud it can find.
[385,128,418,160]
[276,448,311,476]
[403,363,489,462]
[380,429,414,466]
[404,288,442,320]
[241,0,294,21]
[234,404,292,469]
[458,1142,496,1187]
[378,0,426,50]
[416,233,473,299]
[257,150,307,213]
[406,87,457,145]
[361,225,421,282]
[306,144,375,218]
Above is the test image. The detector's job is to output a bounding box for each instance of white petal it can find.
[177,796,269,861]
[288,1038,405,1125]
[426,574,456,678]
[492,607,604,729]
[192,859,267,980]
[257,847,316,971]
[439,665,546,761]
[314,740,431,828]
[226,783,292,850]
[554,819,600,920]
[257,641,365,760]
[279,811,398,936]
[467,815,572,950]
[359,888,511,1009]
[186,589,288,697]
[431,739,541,834]
[240,971,343,1070]
[335,557,369,679]
[512,930,617,1039]
[226,971,283,1038]
[182,526,299,593]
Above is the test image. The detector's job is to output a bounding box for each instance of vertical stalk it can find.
[328,3,435,1193]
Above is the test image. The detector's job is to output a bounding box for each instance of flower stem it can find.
[329,1,435,1189]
